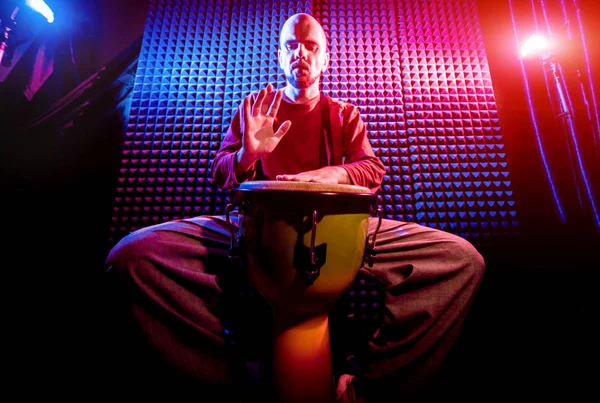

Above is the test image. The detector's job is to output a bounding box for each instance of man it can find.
[106,13,484,402]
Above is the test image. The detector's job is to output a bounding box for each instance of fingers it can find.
[276,174,296,181]
[274,120,292,138]
[252,88,267,117]
[242,95,251,129]
[252,84,275,117]
[267,89,283,117]
[276,174,316,183]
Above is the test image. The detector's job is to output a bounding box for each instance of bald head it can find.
[279,13,327,51]
[278,13,329,92]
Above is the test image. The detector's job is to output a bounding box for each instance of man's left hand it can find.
[276,166,351,184]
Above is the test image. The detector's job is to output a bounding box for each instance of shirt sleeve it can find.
[339,103,386,193]
[209,106,257,189]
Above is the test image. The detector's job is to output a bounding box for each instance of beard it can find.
[286,70,320,89]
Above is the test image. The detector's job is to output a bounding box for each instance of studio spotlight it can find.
[520,33,553,60]
[25,0,54,24]
[0,0,54,66]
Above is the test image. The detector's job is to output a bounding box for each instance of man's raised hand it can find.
[237,84,292,172]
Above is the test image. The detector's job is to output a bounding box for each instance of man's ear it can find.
[321,52,330,74]
[278,49,283,69]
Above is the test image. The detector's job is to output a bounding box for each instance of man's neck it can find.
[284,82,320,104]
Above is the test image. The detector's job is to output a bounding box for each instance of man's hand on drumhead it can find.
[276,166,351,184]
[239,84,291,164]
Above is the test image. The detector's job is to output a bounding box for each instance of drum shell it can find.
[237,189,373,316]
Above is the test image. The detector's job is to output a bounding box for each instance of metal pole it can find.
[544,56,600,230]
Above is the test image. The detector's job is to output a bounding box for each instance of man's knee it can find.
[452,235,485,285]
[105,228,159,278]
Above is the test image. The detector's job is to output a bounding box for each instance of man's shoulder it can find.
[323,95,358,114]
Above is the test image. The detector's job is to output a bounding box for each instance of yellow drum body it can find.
[233,181,376,403]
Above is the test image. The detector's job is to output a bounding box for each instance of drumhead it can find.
[237,180,371,194]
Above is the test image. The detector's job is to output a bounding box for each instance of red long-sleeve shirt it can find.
[210,93,386,193]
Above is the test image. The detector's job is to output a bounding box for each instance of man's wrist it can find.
[235,148,259,177]
[334,166,352,184]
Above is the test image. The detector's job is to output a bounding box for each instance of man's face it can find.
[278,16,329,90]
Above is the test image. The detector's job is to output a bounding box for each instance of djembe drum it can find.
[227,181,381,403]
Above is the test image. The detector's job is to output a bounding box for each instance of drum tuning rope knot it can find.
[226,203,241,266]
[304,209,325,284]
[363,206,383,267]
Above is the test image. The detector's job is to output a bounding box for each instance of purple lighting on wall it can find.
[110,0,518,246]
